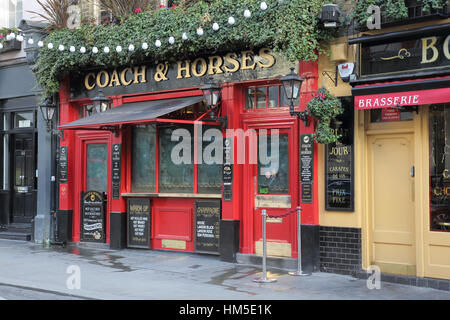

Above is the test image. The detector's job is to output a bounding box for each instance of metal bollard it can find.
[253,209,277,283]
[289,206,311,276]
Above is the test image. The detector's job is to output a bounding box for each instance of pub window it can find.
[158,124,194,193]
[131,125,156,193]
[245,85,299,110]
[0,0,22,28]
[370,107,414,123]
[429,104,450,232]
[257,133,289,195]
[14,111,34,129]
[197,125,222,194]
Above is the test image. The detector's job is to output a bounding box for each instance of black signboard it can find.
[360,31,450,78]
[195,199,221,254]
[127,198,151,249]
[223,137,233,201]
[59,146,68,183]
[325,99,354,211]
[300,134,314,203]
[81,191,105,242]
[112,144,121,199]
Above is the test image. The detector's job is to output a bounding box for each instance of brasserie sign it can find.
[360,33,450,77]
[70,48,297,99]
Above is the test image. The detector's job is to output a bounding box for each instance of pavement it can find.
[0,239,449,301]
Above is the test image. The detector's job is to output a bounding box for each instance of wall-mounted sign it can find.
[195,199,221,254]
[325,100,354,211]
[127,198,151,249]
[70,48,298,99]
[300,134,314,203]
[59,146,68,183]
[81,191,105,242]
[111,144,121,199]
[360,31,450,78]
[223,137,233,201]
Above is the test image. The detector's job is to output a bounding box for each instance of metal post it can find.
[253,209,276,283]
[289,206,310,276]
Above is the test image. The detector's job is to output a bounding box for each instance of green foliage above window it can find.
[33,0,334,100]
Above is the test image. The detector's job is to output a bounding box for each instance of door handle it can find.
[410,166,415,177]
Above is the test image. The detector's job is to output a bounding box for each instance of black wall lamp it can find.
[280,67,309,126]
[200,78,227,127]
[89,89,112,115]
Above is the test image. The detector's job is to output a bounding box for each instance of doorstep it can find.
[236,253,298,272]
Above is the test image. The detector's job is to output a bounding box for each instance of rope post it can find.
[253,209,277,283]
[289,206,311,276]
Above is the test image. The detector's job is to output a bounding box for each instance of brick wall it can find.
[319,226,362,276]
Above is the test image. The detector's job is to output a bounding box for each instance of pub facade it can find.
[56,48,321,271]
[316,17,450,283]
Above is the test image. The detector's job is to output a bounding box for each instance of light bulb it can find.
[228,16,235,25]
[116,45,122,53]
[16,34,24,42]
[58,44,65,51]
[104,46,110,53]
[142,42,148,50]
[169,36,175,44]
[80,46,86,53]
[197,27,204,36]
[155,39,161,47]
[92,46,99,53]
[47,43,54,49]
[38,41,44,47]
[244,9,251,18]
[213,22,219,31]
[28,38,34,45]
[261,1,268,10]
[128,44,135,51]
[70,46,76,52]
[182,32,188,40]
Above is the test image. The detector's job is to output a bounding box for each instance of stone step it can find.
[0,231,32,241]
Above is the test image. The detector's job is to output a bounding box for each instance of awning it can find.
[60,95,204,130]
[353,76,450,110]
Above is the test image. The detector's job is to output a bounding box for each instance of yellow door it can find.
[367,133,416,276]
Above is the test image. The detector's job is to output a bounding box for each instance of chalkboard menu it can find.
[195,200,221,254]
[325,100,354,211]
[59,146,68,183]
[81,191,105,242]
[300,134,314,203]
[112,144,121,199]
[223,137,233,201]
[127,198,151,249]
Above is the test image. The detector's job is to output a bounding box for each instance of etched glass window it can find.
[197,125,222,194]
[86,143,107,193]
[430,105,450,232]
[132,125,156,192]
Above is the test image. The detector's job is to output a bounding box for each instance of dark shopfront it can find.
[57,48,321,269]
[349,22,450,279]
[0,63,39,240]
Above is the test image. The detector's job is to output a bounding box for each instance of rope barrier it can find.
[266,207,300,218]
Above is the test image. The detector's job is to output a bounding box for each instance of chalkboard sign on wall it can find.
[325,99,354,211]
[81,191,105,242]
[127,198,151,249]
[195,200,221,254]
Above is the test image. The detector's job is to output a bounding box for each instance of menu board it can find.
[325,100,354,211]
[127,198,151,249]
[300,134,314,203]
[81,191,105,242]
[223,137,233,201]
[59,146,68,183]
[112,144,121,199]
[195,200,221,254]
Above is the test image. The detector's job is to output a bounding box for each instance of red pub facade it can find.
[56,48,320,271]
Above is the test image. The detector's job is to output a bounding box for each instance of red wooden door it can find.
[73,132,111,243]
[242,121,298,258]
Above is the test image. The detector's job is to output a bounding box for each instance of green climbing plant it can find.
[306,87,344,144]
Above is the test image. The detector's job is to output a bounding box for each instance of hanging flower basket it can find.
[307,87,344,144]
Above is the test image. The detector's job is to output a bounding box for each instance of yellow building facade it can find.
[317,18,450,283]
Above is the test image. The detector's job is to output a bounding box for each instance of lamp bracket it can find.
[99,125,120,137]
[322,66,338,87]
[290,111,310,127]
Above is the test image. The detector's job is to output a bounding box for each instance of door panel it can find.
[12,134,36,223]
[252,129,296,258]
[368,134,416,275]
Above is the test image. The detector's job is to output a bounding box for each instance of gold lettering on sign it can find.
[224,52,240,73]
[421,37,439,64]
[192,58,208,77]
[241,50,256,70]
[177,60,191,79]
[208,56,224,75]
[444,35,450,60]
[85,72,96,91]
[97,70,110,88]
[109,69,121,87]
[257,48,276,68]
[134,66,147,84]
[154,63,169,82]
[120,68,133,86]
